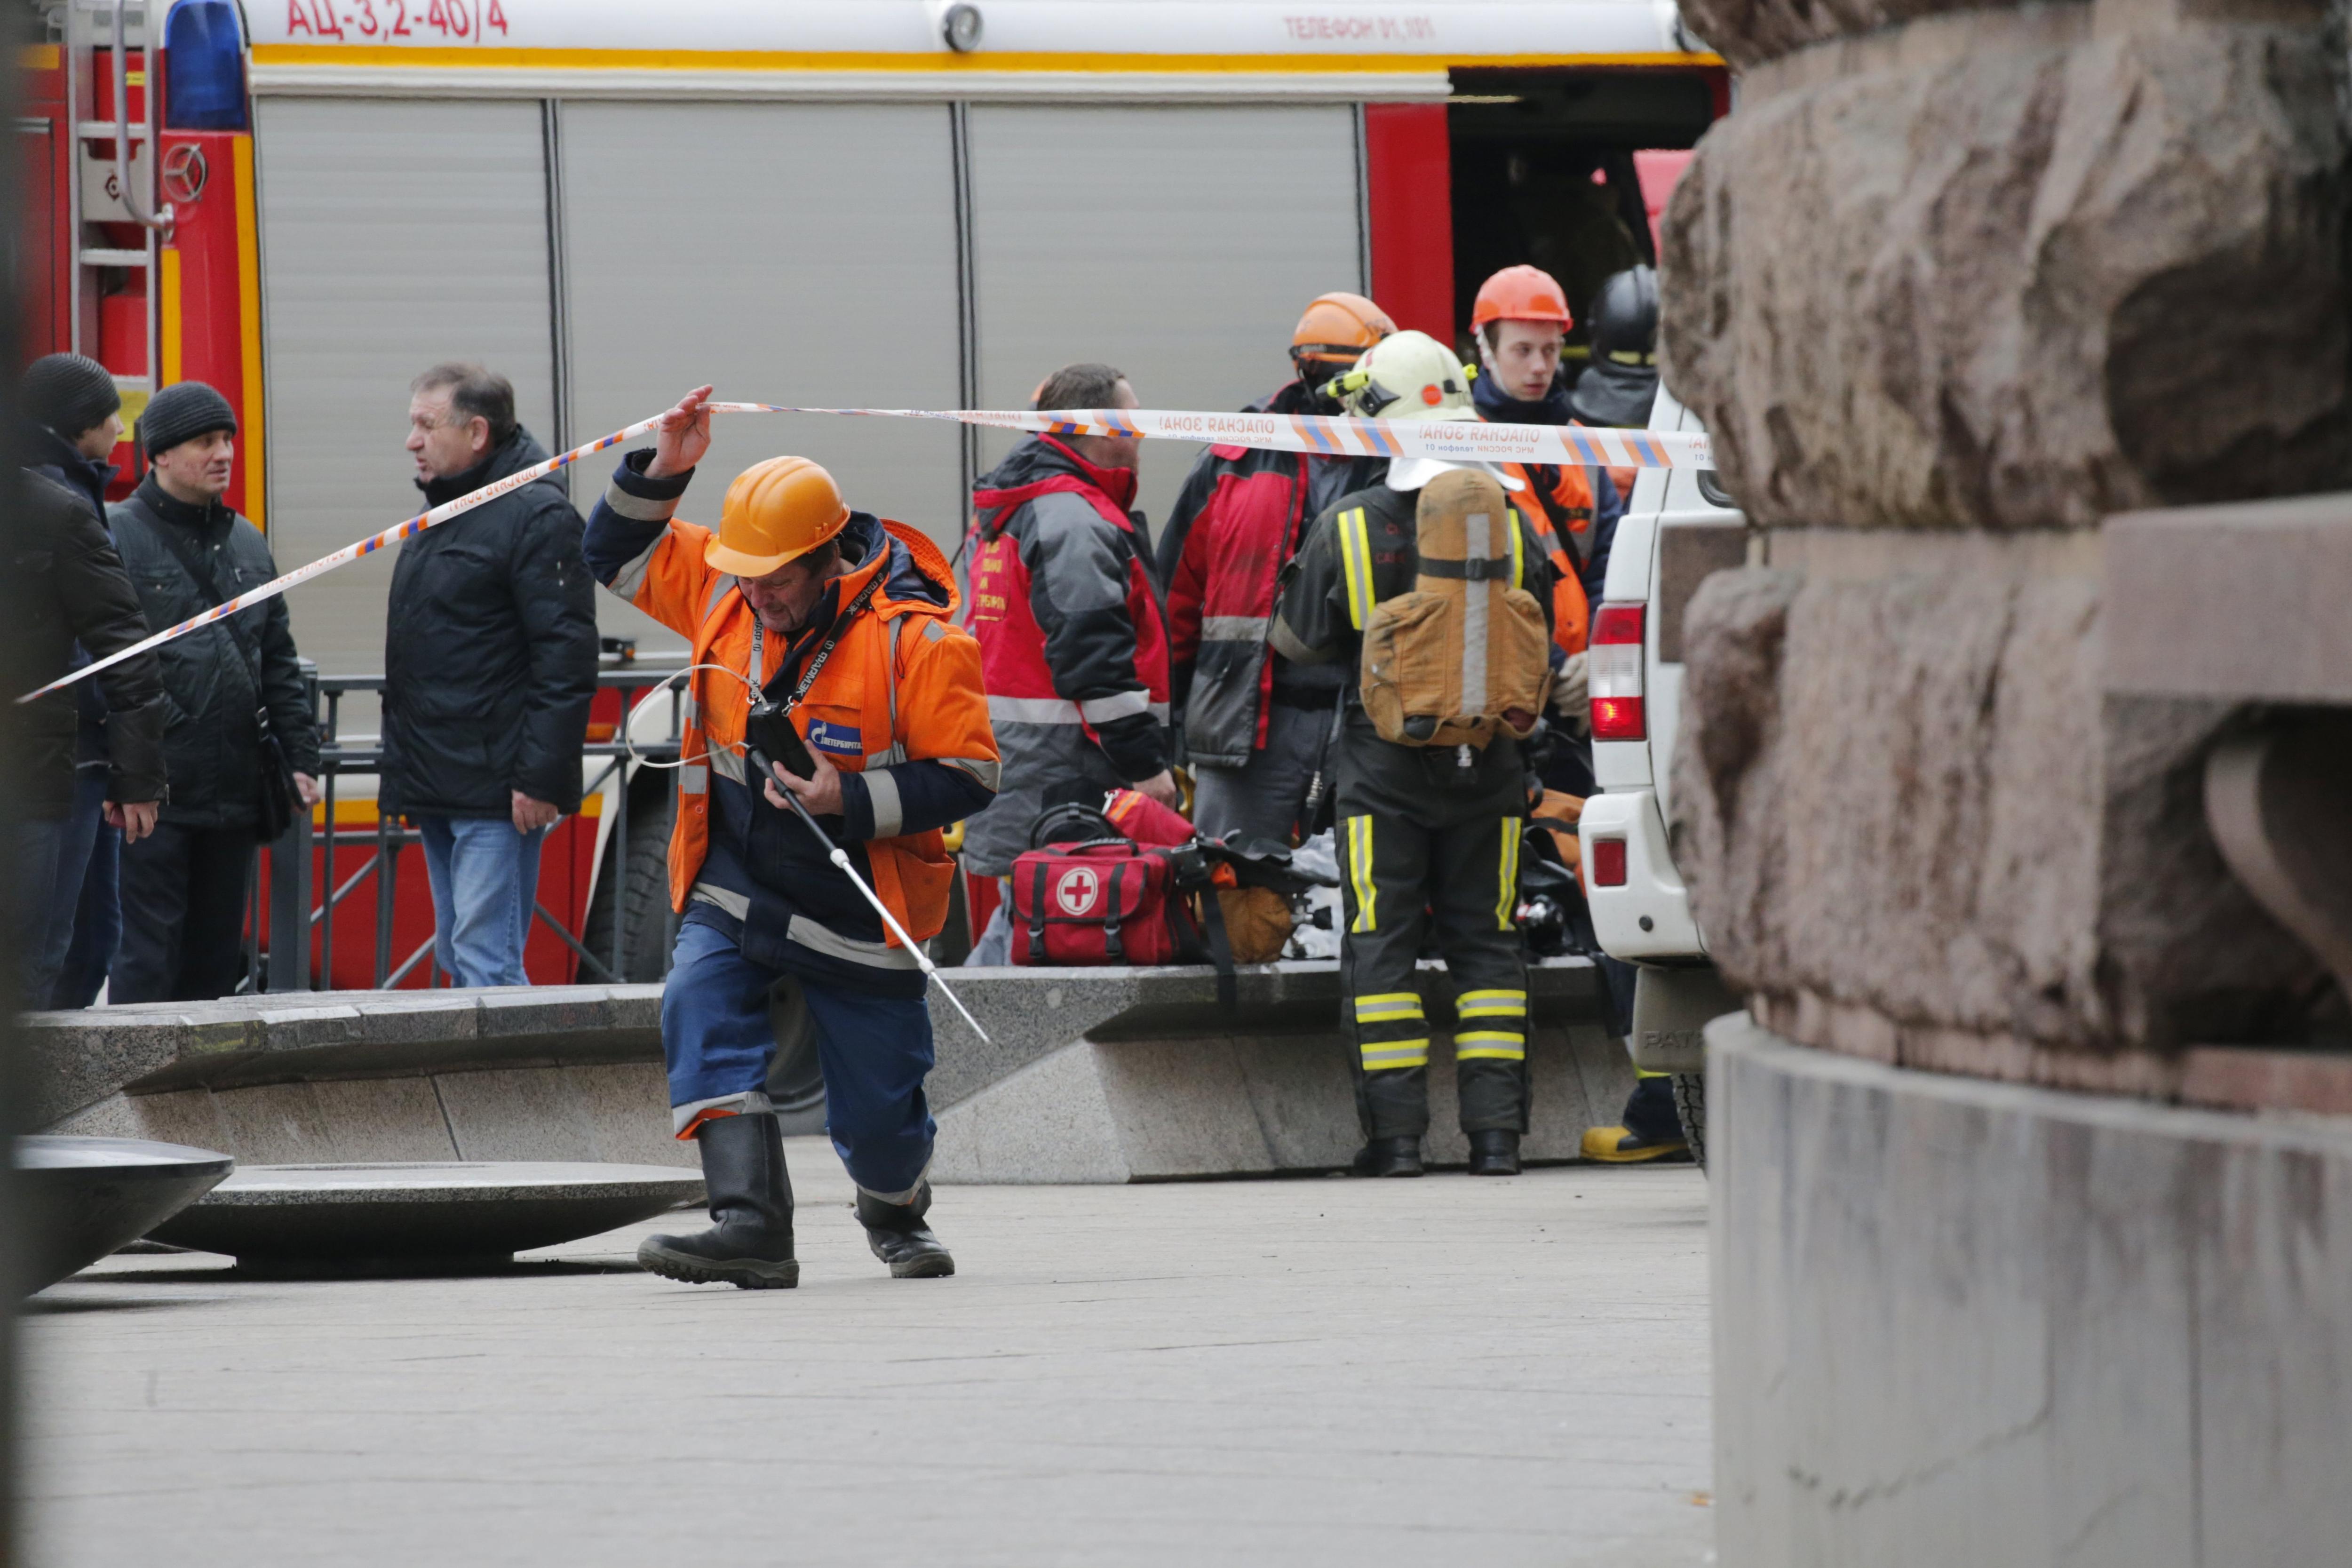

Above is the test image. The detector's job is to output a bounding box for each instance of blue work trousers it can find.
[663,916,937,1201]
[416,815,548,988]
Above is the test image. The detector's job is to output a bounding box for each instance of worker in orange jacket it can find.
[1468,265,1626,671]
[1470,273,1688,1165]
[582,386,1000,1288]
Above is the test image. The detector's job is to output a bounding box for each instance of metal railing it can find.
[247,650,688,992]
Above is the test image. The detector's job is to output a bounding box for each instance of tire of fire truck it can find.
[1672,1071,1706,1172]
[580,775,677,985]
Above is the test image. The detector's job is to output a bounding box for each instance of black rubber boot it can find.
[1465,1129,1522,1176]
[637,1113,798,1289]
[855,1182,955,1279]
[1350,1135,1425,1177]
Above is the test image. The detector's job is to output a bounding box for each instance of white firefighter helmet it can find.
[1327,329,1477,423]
[1325,329,1522,493]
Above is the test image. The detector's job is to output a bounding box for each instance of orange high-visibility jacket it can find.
[1497,458,1603,656]
[612,510,996,950]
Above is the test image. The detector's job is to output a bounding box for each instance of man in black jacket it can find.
[17,353,141,1006]
[110,381,321,1003]
[7,454,169,1007]
[381,364,596,987]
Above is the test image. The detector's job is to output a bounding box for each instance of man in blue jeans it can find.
[380,365,598,987]
[416,816,550,987]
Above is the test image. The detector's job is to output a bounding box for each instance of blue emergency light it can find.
[164,0,249,131]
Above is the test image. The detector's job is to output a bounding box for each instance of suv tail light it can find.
[1589,604,1646,740]
[1590,837,1628,886]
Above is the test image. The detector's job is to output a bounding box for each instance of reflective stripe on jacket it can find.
[959,434,1171,877]
[1494,458,1595,656]
[1157,382,1376,769]
[590,471,995,962]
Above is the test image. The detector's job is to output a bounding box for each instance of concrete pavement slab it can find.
[24,1146,1713,1568]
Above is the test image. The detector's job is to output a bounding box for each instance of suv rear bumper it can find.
[1578,788,1707,961]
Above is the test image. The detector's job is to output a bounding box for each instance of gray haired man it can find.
[380,364,599,987]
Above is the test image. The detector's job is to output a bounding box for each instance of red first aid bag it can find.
[1010,838,1205,967]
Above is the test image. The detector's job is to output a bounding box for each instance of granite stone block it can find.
[1712,1013,2352,1566]
[1232,1033,1361,1170]
[1661,17,2350,533]
[925,966,1152,1109]
[249,1003,371,1053]
[928,1042,1131,1184]
[566,1064,694,1169]
[307,1078,461,1162]
[931,1005,1632,1184]
[209,1083,338,1165]
[1094,1037,1276,1179]
[1672,551,2315,1078]
[346,991,485,1044]
[430,1068,601,1162]
[132,1087,232,1149]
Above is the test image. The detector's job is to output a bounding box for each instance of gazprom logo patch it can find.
[807,720,862,757]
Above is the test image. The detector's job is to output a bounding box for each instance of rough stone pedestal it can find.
[932,959,1627,1182]
[1710,1011,2352,1567]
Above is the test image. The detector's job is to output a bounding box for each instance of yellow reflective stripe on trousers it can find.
[1495,817,1522,930]
[1449,992,1524,1020]
[1456,988,1527,1018]
[1338,508,1375,631]
[1345,814,1378,933]
[1352,991,1423,1023]
[1360,1040,1430,1070]
[1455,1030,1527,1061]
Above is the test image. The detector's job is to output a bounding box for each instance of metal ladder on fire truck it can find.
[63,0,173,433]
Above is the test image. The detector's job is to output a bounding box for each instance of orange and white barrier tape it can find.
[20,400,1709,703]
[742,402,1713,472]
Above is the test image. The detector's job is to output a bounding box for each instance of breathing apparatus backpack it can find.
[1358,468,1554,749]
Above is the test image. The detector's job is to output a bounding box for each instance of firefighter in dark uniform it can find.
[1268,332,1556,1178]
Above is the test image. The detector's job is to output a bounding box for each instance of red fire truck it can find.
[16,0,1724,991]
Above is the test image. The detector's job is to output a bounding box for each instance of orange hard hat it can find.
[706,455,851,577]
[1470,265,1574,331]
[1291,291,1396,366]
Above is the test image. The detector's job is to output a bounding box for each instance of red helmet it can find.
[1470,265,1573,332]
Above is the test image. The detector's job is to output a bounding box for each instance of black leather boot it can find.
[637,1113,798,1289]
[1350,1135,1425,1177]
[1466,1129,1522,1176]
[855,1182,955,1279]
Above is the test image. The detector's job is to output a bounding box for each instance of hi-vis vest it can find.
[622,517,993,947]
[1497,456,1600,656]
[1347,469,1553,750]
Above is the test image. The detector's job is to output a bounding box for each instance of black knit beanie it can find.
[141,381,238,459]
[22,353,121,440]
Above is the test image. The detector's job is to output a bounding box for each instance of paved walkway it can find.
[24,1146,1714,1567]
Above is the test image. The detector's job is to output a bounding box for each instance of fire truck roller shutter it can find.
[559,103,964,561]
[964,105,1365,544]
[254,98,562,730]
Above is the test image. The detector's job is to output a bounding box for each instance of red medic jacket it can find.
[1155,381,1383,769]
[960,433,1171,877]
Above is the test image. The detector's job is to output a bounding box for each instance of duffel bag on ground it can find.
[1010,838,1207,967]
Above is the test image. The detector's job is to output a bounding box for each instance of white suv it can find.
[1576,388,1745,1164]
